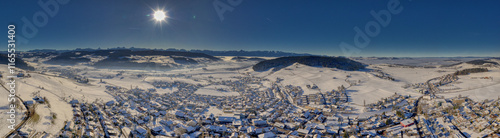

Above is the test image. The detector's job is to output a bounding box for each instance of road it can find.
[419,75,468,138]
[426,77,440,96]
[1,79,32,138]
[273,83,307,111]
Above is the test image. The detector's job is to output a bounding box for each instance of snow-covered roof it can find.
[258,132,276,138]
[135,127,147,134]
[69,99,79,104]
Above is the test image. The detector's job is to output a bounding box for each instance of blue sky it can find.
[2,0,499,57]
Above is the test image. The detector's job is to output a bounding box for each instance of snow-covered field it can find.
[352,57,482,67]
[439,68,500,101]
[376,65,456,84]
[195,85,239,96]
[251,63,419,107]
[13,71,114,135]
[0,87,23,136]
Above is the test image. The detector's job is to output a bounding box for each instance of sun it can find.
[153,10,167,21]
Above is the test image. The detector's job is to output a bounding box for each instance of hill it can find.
[231,56,266,62]
[43,49,220,69]
[465,59,499,65]
[0,54,35,71]
[253,56,365,71]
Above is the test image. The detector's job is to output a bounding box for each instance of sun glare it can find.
[153,10,167,21]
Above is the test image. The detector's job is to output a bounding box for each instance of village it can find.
[9,69,499,138]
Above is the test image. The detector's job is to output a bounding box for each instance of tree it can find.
[343,132,349,138]
[396,111,404,118]
[386,118,393,125]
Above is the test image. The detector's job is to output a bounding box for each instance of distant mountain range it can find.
[26,47,314,57]
[5,48,497,71]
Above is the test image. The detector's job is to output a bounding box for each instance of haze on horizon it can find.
[2,0,499,57]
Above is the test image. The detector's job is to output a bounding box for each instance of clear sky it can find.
[2,0,499,57]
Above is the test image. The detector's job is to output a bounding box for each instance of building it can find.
[401,119,414,127]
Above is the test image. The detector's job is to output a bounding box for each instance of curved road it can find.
[1,79,32,138]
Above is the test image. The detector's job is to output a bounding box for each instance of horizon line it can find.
[3,47,498,58]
